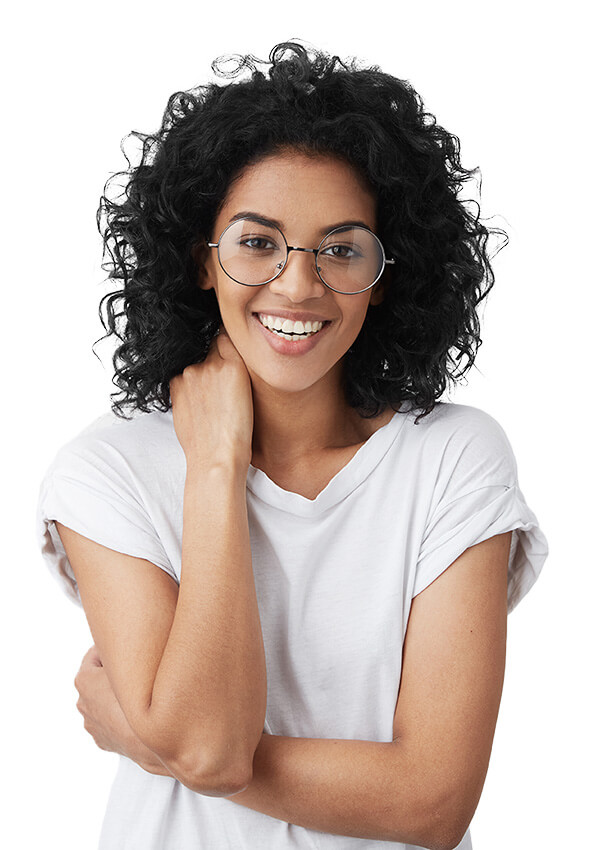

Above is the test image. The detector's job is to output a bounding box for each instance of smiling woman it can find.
[35,40,548,850]
[196,152,386,407]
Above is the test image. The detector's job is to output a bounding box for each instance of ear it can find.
[192,242,216,292]
[369,260,395,306]
[369,280,385,306]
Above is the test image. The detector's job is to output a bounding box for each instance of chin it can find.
[248,360,339,396]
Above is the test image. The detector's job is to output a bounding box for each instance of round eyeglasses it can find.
[207,217,395,295]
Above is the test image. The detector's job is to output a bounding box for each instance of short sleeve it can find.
[413,411,549,613]
[36,443,178,607]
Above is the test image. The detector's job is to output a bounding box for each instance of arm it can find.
[58,330,266,796]
[76,532,510,848]
[73,646,171,776]
[227,532,511,849]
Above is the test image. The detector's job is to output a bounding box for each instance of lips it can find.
[252,311,332,355]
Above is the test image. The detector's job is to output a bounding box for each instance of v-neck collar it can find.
[246,400,413,516]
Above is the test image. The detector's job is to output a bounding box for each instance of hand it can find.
[169,327,254,468]
[74,645,266,787]
[74,645,171,776]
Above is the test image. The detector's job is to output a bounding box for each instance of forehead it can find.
[217,150,378,234]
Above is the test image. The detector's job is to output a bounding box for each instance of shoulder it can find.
[45,407,179,484]
[404,401,514,456]
[406,400,509,438]
[399,401,518,489]
[67,405,174,447]
[37,408,179,605]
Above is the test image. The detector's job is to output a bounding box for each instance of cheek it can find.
[215,286,253,328]
[344,299,371,332]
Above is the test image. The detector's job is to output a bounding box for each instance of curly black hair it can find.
[96,39,506,423]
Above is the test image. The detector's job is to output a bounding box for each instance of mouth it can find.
[254,312,331,340]
[252,312,332,355]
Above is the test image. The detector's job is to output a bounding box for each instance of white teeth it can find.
[257,313,325,334]
[272,330,314,340]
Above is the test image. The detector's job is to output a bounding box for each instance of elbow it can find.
[387,736,482,849]
[168,750,253,797]
[402,785,473,850]
[150,733,253,797]
[417,800,473,850]
[422,827,469,850]
[134,711,255,797]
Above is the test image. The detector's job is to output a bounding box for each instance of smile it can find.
[256,312,327,340]
[253,312,332,355]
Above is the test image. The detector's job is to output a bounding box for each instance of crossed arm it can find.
[69,526,511,850]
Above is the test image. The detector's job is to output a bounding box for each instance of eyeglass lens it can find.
[217,219,384,293]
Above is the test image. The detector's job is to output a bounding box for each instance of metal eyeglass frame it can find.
[207,217,395,295]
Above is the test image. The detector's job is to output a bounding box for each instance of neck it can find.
[249,366,369,469]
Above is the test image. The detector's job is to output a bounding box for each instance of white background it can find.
[3,1,587,847]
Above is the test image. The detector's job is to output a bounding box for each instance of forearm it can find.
[228,733,442,847]
[98,698,449,844]
[121,728,429,841]
[144,460,266,779]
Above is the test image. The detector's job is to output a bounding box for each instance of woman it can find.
[36,41,548,849]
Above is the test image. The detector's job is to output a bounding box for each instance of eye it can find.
[321,243,362,260]
[239,236,278,251]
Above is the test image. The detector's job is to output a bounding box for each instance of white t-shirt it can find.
[36,400,548,850]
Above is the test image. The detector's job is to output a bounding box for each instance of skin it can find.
[62,149,512,846]
[195,148,394,489]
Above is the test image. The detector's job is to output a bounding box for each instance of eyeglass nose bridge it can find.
[275,244,321,274]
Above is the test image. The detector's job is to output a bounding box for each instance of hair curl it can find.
[96,39,506,423]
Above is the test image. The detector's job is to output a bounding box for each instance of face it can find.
[197,149,384,396]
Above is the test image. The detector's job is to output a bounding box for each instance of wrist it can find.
[185,454,250,482]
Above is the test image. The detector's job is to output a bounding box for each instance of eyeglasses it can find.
[207,217,395,295]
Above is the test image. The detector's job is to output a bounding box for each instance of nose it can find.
[266,248,326,301]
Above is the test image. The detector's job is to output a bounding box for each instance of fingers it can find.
[82,644,103,668]
[75,645,102,694]
[213,324,245,354]
[210,325,235,359]
[169,327,231,400]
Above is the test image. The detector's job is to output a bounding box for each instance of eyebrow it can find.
[228,211,373,233]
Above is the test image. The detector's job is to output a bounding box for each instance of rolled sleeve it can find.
[414,481,549,612]
[36,449,177,606]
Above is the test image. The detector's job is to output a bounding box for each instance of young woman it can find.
[36,41,548,850]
